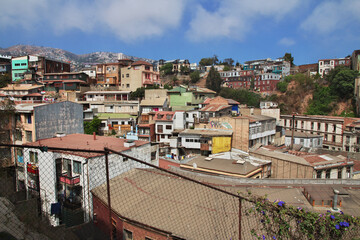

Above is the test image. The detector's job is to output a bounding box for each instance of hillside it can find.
[0,45,155,71]
[274,72,357,117]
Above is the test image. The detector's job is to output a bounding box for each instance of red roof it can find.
[24,133,149,158]
[200,105,231,112]
[153,111,175,121]
[132,61,152,66]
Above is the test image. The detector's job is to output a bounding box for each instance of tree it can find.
[223,65,231,71]
[160,63,173,75]
[223,58,234,66]
[276,81,288,93]
[130,87,145,100]
[180,65,190,75]
[219,87,261,107]
[326,66,359,99]
[199,57,214,66]
[283,53,294,67]
[213,55,219,65]
[84,116,102,135]
[306,86,336,115]
[190,71,200,83]
[206,66,222,93]
[0,74,11,88]
[163,83,173,90]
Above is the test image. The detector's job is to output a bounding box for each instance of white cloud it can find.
[0,0,186,42]
[186,0,302,41]
[279,37,295,46]
[301,0,360,35]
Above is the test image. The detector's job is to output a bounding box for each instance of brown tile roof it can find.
[153,111,175,121]
[24,133,148,158]
[91,169,239,239]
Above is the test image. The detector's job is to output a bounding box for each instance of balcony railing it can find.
[59,174,80,185]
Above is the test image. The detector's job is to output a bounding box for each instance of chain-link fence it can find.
[0,143,360,240]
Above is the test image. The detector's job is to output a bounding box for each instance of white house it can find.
[21,133,158,227]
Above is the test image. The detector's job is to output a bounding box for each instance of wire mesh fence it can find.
[0,143,360,240]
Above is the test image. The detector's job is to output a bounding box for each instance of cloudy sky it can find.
[1,0,360,65]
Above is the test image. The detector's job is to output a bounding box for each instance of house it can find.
[284,130,323,148]
[96,61,128,87]
[318,57,351,77]
[240,103,280,124]
[179,128,232,155]
[96,113,137,135]
[180,149,271,178]
[196,115,276,151]
[220,70,255,90]
[0,55,11,76]
[83,91,130,102]
[281,114,360,152]
[157,59,190,73]
[12,101,84,146]
[42,72,89,91]
[21,133,159,227]
[11,55,70,82]
[255,73,281,93]
[250,145,354,180]
[139,89,169,114]
[0,84,44,103]
[150,111,185,144]
[167,85,216,111]
[120,61,160,91]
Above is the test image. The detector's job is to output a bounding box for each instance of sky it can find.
[1,0,360,65]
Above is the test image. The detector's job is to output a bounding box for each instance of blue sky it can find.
[1,0,360,65]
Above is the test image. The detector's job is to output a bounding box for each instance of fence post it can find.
[239,197,242,240]
[104,149,113,240]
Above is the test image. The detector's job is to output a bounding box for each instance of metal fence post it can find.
[104,149,112,240]
[239,197,242,240]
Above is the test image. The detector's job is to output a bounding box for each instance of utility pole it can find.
[290,113,295,150]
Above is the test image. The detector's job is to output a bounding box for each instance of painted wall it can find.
[34,101,84,140]
[212,136,231,154]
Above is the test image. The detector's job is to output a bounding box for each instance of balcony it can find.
[27,163,39,175]
[59,174,80,185]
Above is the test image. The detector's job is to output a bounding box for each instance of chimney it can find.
[93,132,96,140]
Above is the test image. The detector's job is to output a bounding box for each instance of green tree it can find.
[223,65,231,71]
[326,66,359,99]
[306,86,336,115]
[163,83,173,90]
[199,57,214,66]
[223,58,234,66]
[160,63,173,75]
[206,66,222,92]
[84,116,102,135]
[219,87,261,107]
[130,87,145,100]
[180,65,190,75]
[0,74,11,88]
[190,71,200,83]
[277,81,288,93]
[283,53,294,67]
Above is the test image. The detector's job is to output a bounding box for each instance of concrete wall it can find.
[34,101,84,140]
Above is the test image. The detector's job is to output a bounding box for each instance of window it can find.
[29,151,38,164]
[123,157,128,162]
[26,114,32,124]
[332,135,335,142]
[316,171,322,179]
[126,74,129,77]
[325,169,330,179]
[347,167,351,178]
[21,63,26,66]
[73,161,81,174]
[26,131,32,142]
[338,168,342,179]
[15,63,20,66]
[151,151,156,161]
[317,122,321,130]
[157,125,163,133]
[123,229,133,240]
[166,125,172,130]
[126,84,130,88]
[311,122,314,130]
[15,130,22,141]
[325,123,328,132]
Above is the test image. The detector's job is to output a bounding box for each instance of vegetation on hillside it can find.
[220,87,262,107]
[275,66,358,116]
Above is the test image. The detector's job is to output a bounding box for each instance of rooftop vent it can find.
[55,132,66,138]
[204,157,213,161]
[124,139,135,148]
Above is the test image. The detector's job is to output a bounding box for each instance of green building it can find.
[168,86,216,111]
